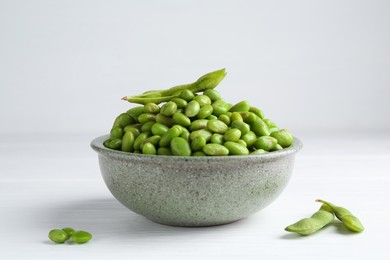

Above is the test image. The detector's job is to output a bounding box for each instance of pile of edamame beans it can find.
[104,69,294,156]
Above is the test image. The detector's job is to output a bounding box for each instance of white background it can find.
[1,0,389,259]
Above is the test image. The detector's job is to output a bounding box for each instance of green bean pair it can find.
[48,227,92,244]
[285,200,364,236]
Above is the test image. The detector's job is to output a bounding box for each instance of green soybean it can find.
[241,131,257,148]
[159,126,182,147]
[189,119,209,131]
[155,113,175,127]
[251,119,270,136]
[113,113,135,128]
[104,138,122,150]
[249,106,264,119]
[207,119,228,134]
[192,151,207,156]
[133,132,152,151]
[218,114,231,126]
[194,95,212,106]
[316,200,364,233]
[240,112,258,125]
[121,131,135,152]
[71,230,92,244]
[191,136,207,151]
[271,144,283,151]
[141,121,155,133]
[285,204,335,236]
[123,125,141,138]
[203,143,229,156]
[185,100,201,117]
[151,122,169,136]
[62,227,75,237]
[189,129,212,142]
[110,126,124,139]
[264,118,278,129]
[251,149,268,155]
[48,229,68,243]
[270,129,294,148]
[224,141,249,155]
[171,97,188,109]
[170,137,191,156]
[230,112,243,122]
[137,113,156,124]
[204,89,221,102]
[142,135,161,149]
[172,112,191,127]
[212,99,230,116]
[253,136,278,151]
[210,133,224,144]
[126,106,145,119]
[179,89,195,101]
[160,101,177,116]
[142,142,157,155]
[180,127,190,141]
[197,104,213,119]
[157,147,173,155]
[229,101,250,112]
[236,139,247,147]
[224,128,241,142]
[144,103,160,114]
[231,120,250,135]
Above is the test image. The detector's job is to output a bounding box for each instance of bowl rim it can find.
[91,134,302,161]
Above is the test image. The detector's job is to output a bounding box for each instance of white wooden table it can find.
[1,133,389,259]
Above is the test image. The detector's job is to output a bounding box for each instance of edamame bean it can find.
[231,120,250,135]
[62,227,75,237]
[240,112,258,125]
[241,131,257,148]
[123,125,141,138]
[270,129,293,148]
[141,121,155,133]
[191,136,207,151]
[48,229,68,243]
[157,147,173,155]
[121,131,135,152]
[151,123,169,136]
[142,142,157,155]
[144,103,160,114]
[194,95,212,106]
[104,138,122,150]
[110,126,124,139]
[210,133,224,144]
[160,101,177,116]
[264,118,278,129]
[189,119,208,131]
[251,119,270,136]
[71,230,92,244]
[253,136,278,151]
[189,129,212,142]
[204,89,221,102]
[224,128,241,142]
[180,127,190,141]
[113,113,135,128]
[316,200,364,232]
[172,112,191,127]
[218,114,231,126]
[185,100,200,117]
[192,151,207,156]
[197,104,213,119]
[249,106,264,119]
[133,132,152,151]
[251,149,268,155]
[159,126,182,147]
[179,89,195,101]
[230,112,243,122]
[203,143,229,156]
[236,139,247,147]
[212,99,230,116]
[155,113,175,127]
[207,115,218,120]
[141,135,161,149]
[224,141,249,155]
[229,101,250,112]
[126,106,145,119]
[171,97,188,108]
[170,137,191,156]
[137,113,156,124]
[271,144,283,151]
[207,119,228,134]
[285,204,334,236]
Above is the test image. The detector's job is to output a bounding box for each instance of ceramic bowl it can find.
[91,135,302,226]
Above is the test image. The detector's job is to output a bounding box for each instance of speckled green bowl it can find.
[91,135,302,227]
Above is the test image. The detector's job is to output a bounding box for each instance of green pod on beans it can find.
[189,119,209,131]
[185,100,201,117]
[212,99,230,116]
[224,128,242,142]
[179,89,195,101]
[191,136,207,151]
[194,95,212,106]
[157,147,173,155]
[172,112,191,127]
[144,103,160,114]
[241,131,257,148]
[155,113,175,127]
[110,126,124,139]
[249,106,264,119]
[151,122,169,136]
[141,121,155,133]
[170,137,192,156]
[137,113,156,124]
[126,106,145,119]
[104,138,122,150]
[204,89,221,102]
[229,101,250,112]
[189,129,212,142]
[251,119,271,136]
[121,131,135,152]
[270,129,293,148]
[171,97,188,108]
[224,141,250,155]
[253,136,278,151]
[207,119,228,134]
[197,104,213,119]
[160,101,177,116]
[231,120,250,135]
[218,114,231,126]
[203,143,229,156]
[142,142,157,155]
[133,132,152,151]
[159,125,183,147]
[113,113,135,128]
